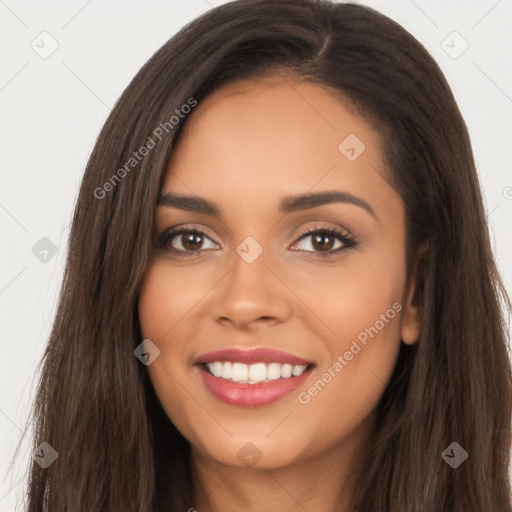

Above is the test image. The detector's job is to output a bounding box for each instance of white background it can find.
[1,0,511,509]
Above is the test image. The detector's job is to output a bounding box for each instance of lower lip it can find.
[196,364,314,407]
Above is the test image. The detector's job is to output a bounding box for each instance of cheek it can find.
[137,262,209,442]
[288,247,405,351]
[291,252,405,424]
[325,267,404,351]
[138,260,210,343]
[137,262,201,394]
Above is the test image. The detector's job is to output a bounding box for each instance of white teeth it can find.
[221,361,232,379]
[281,364,293,378]
[205,361,309,383]
[232,362,248,381]
[248,362,266,382]
[292,364,304,376]
[212,361,223,377]
[267,362,282,380]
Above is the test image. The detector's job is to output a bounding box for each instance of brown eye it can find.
[180,231,204,251]
[291,226,356,256]
[156,227,218,256]
[310,232,336,252]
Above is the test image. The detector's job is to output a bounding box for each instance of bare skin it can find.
[138,74,422,512]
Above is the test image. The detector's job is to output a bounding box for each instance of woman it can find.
[15,0,512,510]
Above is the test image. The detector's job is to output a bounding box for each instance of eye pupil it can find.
[183,232,203,250]
[312,233,334,251]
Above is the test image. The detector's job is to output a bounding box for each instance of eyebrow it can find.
[157,190,376,219]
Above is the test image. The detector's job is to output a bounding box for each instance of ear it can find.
[400,244,428,345]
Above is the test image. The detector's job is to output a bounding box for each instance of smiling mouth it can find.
[195,361,315,407]
[200,361,314,384]
[193,347,316,406]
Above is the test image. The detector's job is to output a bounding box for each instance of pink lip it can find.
[194,347,313,366]
[196,363,314,407]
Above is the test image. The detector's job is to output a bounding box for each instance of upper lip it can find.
[194,347,314,366]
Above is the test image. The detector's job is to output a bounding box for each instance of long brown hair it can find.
[13,1,512,510]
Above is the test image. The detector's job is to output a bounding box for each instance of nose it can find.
[210,244,293,331]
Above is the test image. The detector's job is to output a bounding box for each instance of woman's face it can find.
[138,75,421,471]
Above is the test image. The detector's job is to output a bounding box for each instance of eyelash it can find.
[156,224,358,258]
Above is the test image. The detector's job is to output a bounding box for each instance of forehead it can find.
[161,75,396,215]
